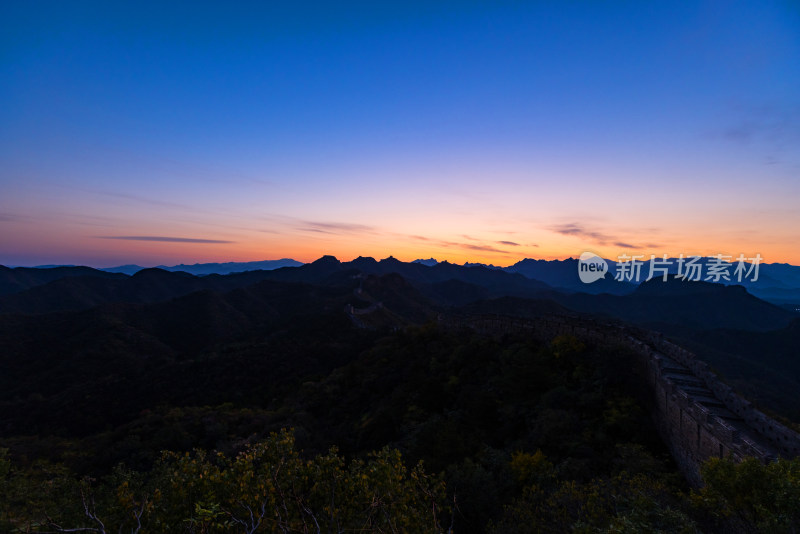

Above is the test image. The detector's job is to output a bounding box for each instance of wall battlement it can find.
[443,313,800,486]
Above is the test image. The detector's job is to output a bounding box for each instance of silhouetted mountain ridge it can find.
[102,258,303,276]
[553,277,793,332]
[0,265,126,297]
[2,256,800,476]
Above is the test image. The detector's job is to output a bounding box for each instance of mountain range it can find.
[1,255,799,421]
[2,252,800,533]
[101,258,302,276]
[8,255,800,308]
[100,255,800,308]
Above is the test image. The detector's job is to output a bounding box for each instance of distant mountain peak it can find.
[103,259,303,276]
[463,262,501,270]
[412,258,438,266]
[311,255,341,265]
[351,256,378,264]
[379,256,402,264]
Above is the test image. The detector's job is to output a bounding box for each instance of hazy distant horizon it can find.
[4,252,795,271]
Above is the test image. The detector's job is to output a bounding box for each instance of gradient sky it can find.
[2,1,799,267]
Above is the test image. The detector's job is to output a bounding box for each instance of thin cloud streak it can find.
[550,223,614,244]
[0,213,23,223]
[297,221,375,235]
[440,240,510,255]
[88,190,194,211]
[722,104,800,146]
[405,234,514,255]
[98,236,235,244]
[718,104,800,167]
[550,223,652,251]
[462,243,509,254]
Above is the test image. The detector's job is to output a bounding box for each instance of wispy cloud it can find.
[722,107,800,145]
[297,221,375,235]
[550,223,613,243]
[98,236,235,244]
[404,234,513,255]
[498,240,520,246]
[461,243,508,253]
[441,239,510,255]
[550,223,650,251]
[95,191,193,210]
[0,213,22,223]
[718,103,800,165]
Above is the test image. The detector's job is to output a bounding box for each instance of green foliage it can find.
[510,450,555,488]
[692,456,800,533]
[21,429,446,533]
[445,451,513,532]
[491,468,697,534]
[11,324,798,533]
[0,448,9,479]
[550,334,586,360]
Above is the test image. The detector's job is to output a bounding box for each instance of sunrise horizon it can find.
[3,248,791,272]
[3,1,799,270]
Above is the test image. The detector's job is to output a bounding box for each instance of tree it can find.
[36,429,448,533]
[692,457,800,533]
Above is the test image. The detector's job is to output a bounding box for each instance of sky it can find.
[1,1,799,267]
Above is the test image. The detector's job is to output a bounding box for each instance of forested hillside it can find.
[1,265,799,532]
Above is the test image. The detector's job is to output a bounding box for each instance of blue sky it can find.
[1,1,799,266]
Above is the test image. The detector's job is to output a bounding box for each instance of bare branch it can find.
[299,501,321,534]
[226,499,268,534]
[46,489,108,534]
[130,499,145,534]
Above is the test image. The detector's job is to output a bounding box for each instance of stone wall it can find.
[645,336,800,458]
[443,313,800,486]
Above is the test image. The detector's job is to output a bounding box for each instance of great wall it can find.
[444,313,800,486]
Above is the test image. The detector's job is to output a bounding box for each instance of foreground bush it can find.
[1,431,448,533]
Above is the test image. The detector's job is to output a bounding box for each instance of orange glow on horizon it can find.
[2,213,798,267]
[80,240,798,269]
